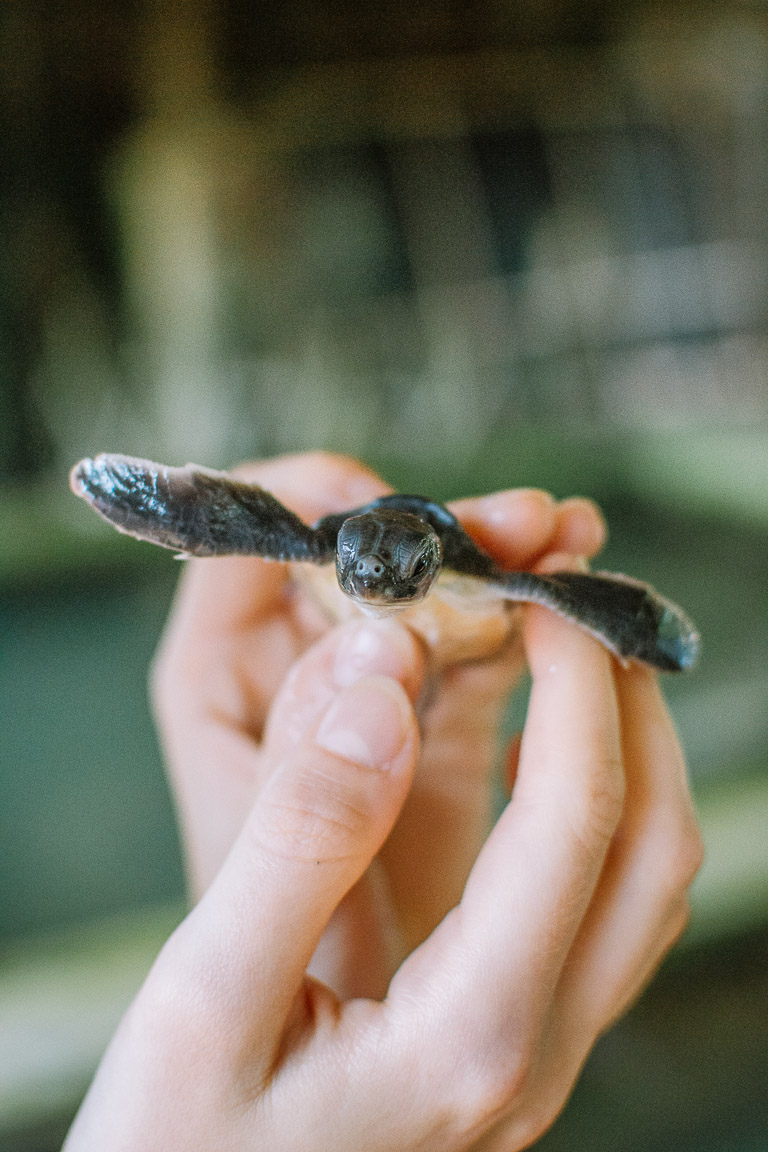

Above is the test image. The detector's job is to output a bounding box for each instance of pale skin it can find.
[64,453,704,1152]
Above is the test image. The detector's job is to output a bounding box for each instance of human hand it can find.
[64,454,703,1151]
[150,452,610,991]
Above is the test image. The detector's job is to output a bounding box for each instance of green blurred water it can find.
[0,568,183,939]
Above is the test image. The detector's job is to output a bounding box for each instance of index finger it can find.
[389,602,625,1053]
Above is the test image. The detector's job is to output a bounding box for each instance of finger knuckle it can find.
[669,897,693,944]
[668,822,705,892]
[507,1101,560,1150]
[572,757,626,849]
[258,758,379,864]
[297,450,378,492]
[305,449,360,472]
[650,814,705,905]
[139,936,228,1048]
[447,1041,534,1138]
[439,1029,568,1150]
[233,450,362,480]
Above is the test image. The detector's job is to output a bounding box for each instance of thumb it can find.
[162,675,418,1055]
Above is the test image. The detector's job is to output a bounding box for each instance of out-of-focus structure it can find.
[3,3,768,474]
[1,3,767,1149]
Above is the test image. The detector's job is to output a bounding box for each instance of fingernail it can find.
[334,620,415,688]
[315,677,411,770]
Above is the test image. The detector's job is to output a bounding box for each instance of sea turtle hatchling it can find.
[70,454,700,672]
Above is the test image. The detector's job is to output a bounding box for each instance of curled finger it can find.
[385,605,625,1144]
[555,664,703,1034]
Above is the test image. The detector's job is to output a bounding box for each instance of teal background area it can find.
[0,570,182,938]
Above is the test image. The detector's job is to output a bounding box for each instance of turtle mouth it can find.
[340,573,425,608]
[347,579,402,605]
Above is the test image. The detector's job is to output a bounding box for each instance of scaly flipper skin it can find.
[70,454,700,672]
[71,455,334,561]
[484,569,699,672]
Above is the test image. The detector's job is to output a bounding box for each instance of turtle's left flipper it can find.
[491,569,699,672]
[71,454,333,561]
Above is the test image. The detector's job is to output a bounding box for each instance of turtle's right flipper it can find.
[71,454,332,561]
[491,569,699,673]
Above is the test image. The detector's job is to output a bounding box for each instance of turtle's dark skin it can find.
[70,454,700,673]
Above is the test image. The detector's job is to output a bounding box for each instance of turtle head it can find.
[336,509,442,612]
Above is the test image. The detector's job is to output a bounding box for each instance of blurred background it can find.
[1,0,767,1147]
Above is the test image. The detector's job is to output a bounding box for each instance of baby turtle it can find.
[70,454,699,672]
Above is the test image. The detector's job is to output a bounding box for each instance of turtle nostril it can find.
[355,556,384,578]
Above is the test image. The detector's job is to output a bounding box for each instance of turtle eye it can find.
[411,553,429,578]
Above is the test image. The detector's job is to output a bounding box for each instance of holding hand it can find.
[65,454,702,1151]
